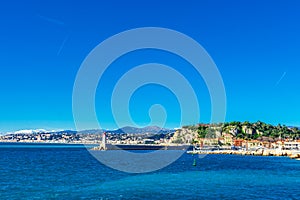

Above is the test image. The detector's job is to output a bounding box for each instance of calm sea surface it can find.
[0,143,299,199]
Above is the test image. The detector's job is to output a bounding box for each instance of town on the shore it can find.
[175,121,300,159]
[173,121,300,150]
[1,121,300,158]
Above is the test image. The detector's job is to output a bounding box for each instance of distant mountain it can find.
[108,126,174,134]
[2,126,174,136]
[77,129,105,134]
[3,129,74,135]
[11,129,51,134]
[54,130,78,134]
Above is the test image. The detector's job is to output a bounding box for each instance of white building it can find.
[284,142,300,150]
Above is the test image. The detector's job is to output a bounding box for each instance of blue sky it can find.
[0,0,300,132]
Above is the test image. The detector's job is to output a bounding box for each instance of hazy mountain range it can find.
[1,126,174,136]
[1,124,299,136]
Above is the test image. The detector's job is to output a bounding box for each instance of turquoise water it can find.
[0,143,299,199]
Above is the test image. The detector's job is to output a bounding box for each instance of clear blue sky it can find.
[0,0,300,132]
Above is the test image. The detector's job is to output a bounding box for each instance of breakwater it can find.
[92,144,190,151]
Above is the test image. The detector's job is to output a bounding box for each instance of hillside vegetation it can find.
[183,121,300,140]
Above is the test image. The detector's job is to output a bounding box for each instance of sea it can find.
[0,143,299,200]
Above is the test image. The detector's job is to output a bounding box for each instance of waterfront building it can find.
[234,139,244,147]
[246,140,261,148]
[284,141,300,150]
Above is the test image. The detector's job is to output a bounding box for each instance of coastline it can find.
[92,144,190,150]
[0,141,188,150]
[187,149,300,160]
[0,141,98,146]
[1,141,299,160]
